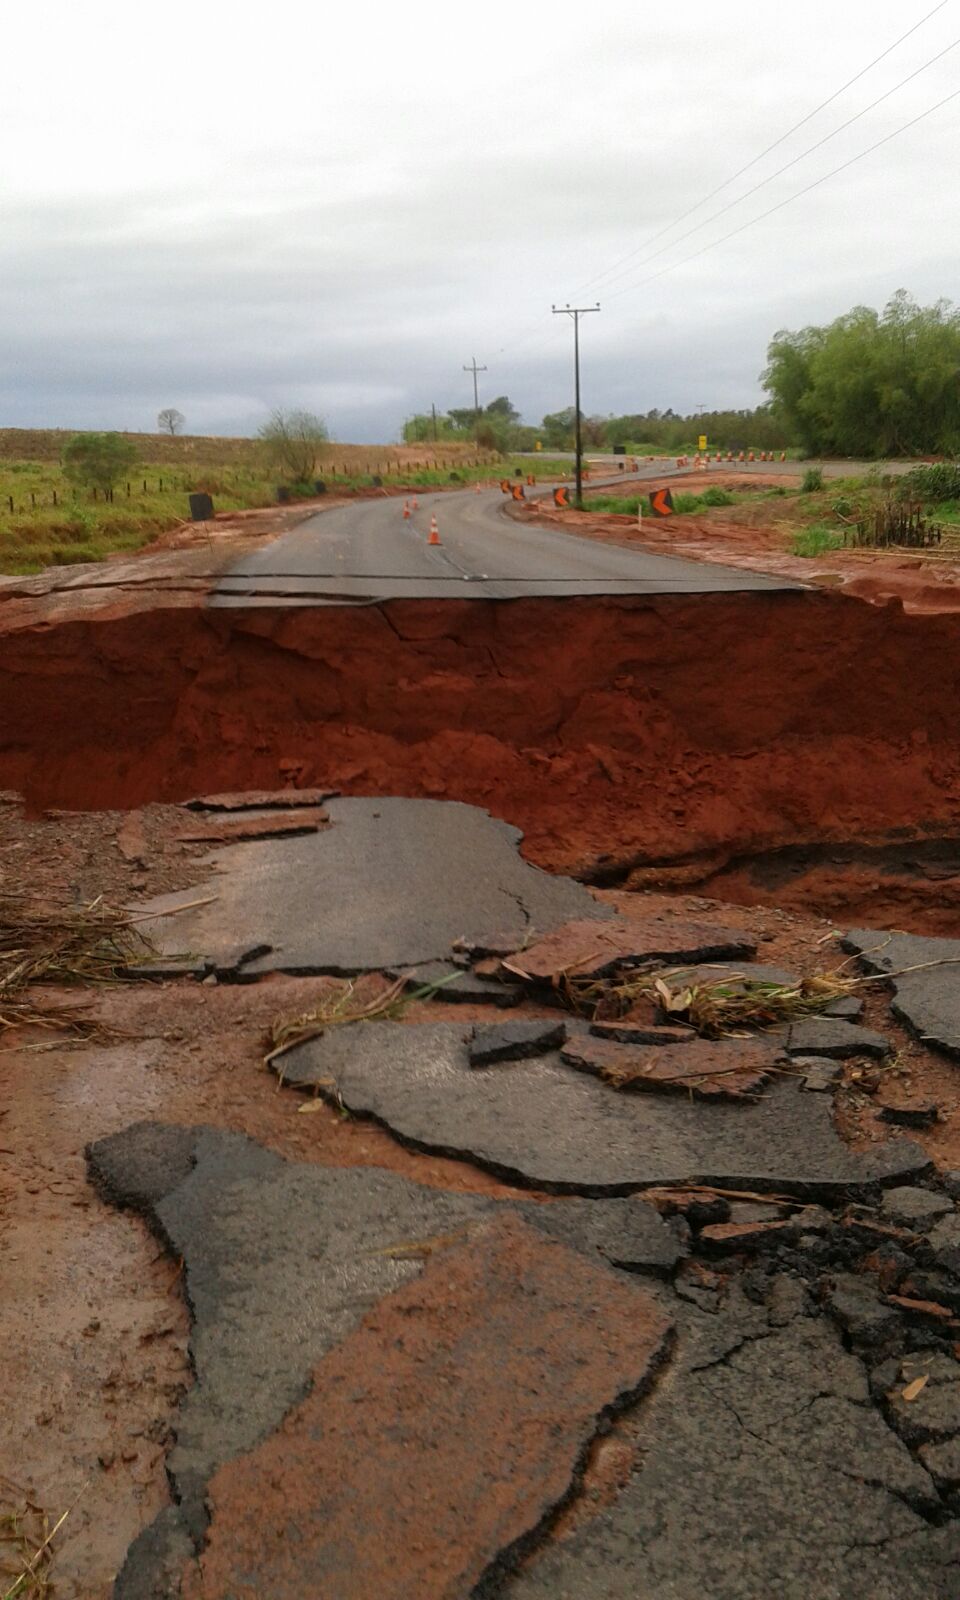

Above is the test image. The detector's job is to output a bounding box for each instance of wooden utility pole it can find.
[463,356,487,439]
[551,304,600,507]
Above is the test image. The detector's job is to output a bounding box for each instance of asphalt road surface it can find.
[212,479,800,606]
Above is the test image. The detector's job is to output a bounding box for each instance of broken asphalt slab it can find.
[276,1020,929,1197]
[136,797,609,977]
[86,1122,679,1597]
[505,1286,960,1600]
[500,917,757,982]
[843,928,960,1057]
[179,1215,673,1600]
[90,1123,960,1600]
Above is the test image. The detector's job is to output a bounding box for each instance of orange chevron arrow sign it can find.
[500,479,511,493]
[553,486,569,507]
[649,487,674,517]
[511,483,526,500]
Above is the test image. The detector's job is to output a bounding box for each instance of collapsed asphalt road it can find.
[27,791,955,1598]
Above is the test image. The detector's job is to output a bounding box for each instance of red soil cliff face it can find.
[2,592,959,911]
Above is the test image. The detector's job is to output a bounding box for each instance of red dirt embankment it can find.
[1,590,959,931]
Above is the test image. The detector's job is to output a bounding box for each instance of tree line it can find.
[401,397,789,455]
[406,292,960,460]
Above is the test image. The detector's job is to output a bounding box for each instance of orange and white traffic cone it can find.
[428,515,441,546]
[474,480,481,493]
[780,451,787,463]
[402,500,411,520]
[411,495,419,511]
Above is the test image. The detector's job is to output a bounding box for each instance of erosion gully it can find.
[2,587,958,935]
[6,582,960,1598]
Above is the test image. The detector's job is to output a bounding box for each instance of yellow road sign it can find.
[698,434,707,451]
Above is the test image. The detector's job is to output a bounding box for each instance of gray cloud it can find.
[3,0,958,440]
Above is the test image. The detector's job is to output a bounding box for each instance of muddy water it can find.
[2,590,959,933]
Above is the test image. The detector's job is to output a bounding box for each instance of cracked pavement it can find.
[88,1122,960,1599]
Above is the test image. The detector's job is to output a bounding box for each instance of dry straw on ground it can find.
[561,967,858,1038]
[0,1478,86,1599]
[0,891,154,1041]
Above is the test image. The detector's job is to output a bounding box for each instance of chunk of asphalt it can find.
[560,1033,780,1101]
[588,1019,695,1046]
[501,917,758,984]
[387,961,522,1008]
[926,1212,960,1274]
[275,1021,930,1199]
[842,928,960,1058]
[506,1303,951,1600]
[822,995,866,1021]
[468,1020,568,1067]
[796,1056,843,1093]
[87,1124,678,1598]
[786,1017,892,1059]
[822,1273,904,1360]
[881,1187,955,1230]
[135,797,609,979]
[880,1098,940,1129]
[182,788,338,811]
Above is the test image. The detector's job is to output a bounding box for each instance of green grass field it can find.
[0,431,561,575]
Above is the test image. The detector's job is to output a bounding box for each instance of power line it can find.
[593,30,959,294]
[571,0,953,296]
[605,83,960,303]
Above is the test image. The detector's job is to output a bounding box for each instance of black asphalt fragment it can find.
[275,1020,929,1197]
[843,928,960,1058]
[135,798,609,977]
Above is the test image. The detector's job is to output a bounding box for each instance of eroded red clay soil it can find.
[1,591,959,931]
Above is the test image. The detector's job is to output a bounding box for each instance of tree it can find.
[540,408,577,449]
[258,409,329,481]
[62,432,139,495]
[763,292,960,457]
[157,408,185,436]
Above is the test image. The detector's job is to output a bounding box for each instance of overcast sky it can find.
[3,0,958,441]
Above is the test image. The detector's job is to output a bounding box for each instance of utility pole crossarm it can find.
[551,304,600,508]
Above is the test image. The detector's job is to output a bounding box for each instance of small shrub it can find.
[832,498,854,518]
[800,468,823,493]
[700,486,734,507]
[792,524,843,557]
[673,492,703,513]
[899,462,960,503]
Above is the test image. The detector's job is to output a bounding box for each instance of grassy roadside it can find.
[584,470,960,560]
[0,433,572,576]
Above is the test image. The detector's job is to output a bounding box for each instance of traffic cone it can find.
[780,451,787,463]
[428,515,441,546]
[411,495,419,510]
[402,500,411,520]
[474,480,481,493]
